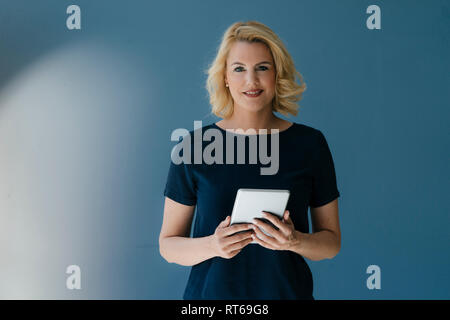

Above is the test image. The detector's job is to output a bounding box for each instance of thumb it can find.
[283,210,290,222]
[219,216,230,228]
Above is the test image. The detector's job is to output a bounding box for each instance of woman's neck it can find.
[217,111,285,132]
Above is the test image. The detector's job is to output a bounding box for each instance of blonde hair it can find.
[205,21,307,119]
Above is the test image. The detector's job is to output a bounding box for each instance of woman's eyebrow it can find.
[231,61,272,66]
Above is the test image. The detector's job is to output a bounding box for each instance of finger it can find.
[223,223,254,236]
[224,236,254,252]
[253,217,285,240]
[218,216,231,228]
[261,211,290,233]
[252,225,281,249]
[223,230,254,246]
[283,210,294,225]
[285,216,294,226]
[250,232,277,250]
[261,211,291,234]
[227,248,242,258]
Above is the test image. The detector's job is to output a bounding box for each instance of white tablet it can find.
[230,188,290,243]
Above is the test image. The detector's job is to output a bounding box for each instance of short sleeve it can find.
[163,150,197,207]
[309,130,340,208]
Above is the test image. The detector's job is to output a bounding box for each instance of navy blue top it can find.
[163,122,340,299]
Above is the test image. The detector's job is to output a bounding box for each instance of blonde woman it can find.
[159,21,341,300]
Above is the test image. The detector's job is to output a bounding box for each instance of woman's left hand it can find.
[251,210,300,251]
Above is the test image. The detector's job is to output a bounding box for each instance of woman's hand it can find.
[250,210,300,251]
[211,216,255,259]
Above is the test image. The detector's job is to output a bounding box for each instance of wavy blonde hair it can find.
[205,21,307,119]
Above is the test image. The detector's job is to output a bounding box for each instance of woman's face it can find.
[225,41,276,114]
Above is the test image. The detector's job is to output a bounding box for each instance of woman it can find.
[159,21,341,300]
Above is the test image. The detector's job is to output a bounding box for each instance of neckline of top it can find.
[211,122,296,136]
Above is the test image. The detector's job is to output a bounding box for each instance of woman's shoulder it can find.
[287,121,322,137]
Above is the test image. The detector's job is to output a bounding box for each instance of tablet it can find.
[230,188,290,243]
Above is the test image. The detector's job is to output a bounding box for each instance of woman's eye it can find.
[233,66,269,72]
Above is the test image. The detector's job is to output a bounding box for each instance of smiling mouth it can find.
[243,90,263,97]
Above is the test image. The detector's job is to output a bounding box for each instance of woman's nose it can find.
[245,70,259,85]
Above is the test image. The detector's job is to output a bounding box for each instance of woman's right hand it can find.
[211,216,255,259]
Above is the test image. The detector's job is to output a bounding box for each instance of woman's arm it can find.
[289,198,341,261]
[159,197,254,266]
[159,197,216,266]
[246,199,341,261]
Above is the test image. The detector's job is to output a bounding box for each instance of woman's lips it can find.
[243,90,263,97]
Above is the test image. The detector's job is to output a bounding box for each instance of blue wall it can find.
[0,0,448,299]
